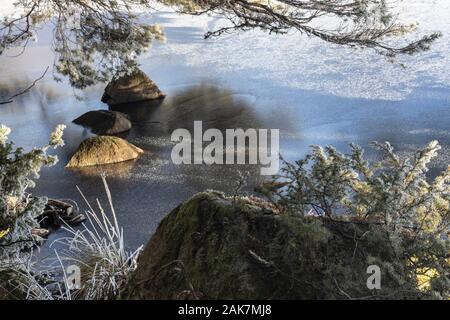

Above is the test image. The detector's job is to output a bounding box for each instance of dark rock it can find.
[73,110,132,135]
[101,68,166,105]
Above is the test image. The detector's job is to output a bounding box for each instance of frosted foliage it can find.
[0,125,65,256]
[262,141,450,298]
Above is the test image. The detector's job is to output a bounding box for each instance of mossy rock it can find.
[123,192,330,299]
[66,136,143,168]
[101,68,166,105]
[73,110,132,135]
[123,192,423,300]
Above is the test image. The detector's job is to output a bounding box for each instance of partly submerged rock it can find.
[101,69,166,105]
[73,110,132,135]
[66,136,143,168]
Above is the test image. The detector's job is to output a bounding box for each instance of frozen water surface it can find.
[0,1,449,252]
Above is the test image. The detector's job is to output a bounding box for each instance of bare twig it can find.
[0,67,49,105]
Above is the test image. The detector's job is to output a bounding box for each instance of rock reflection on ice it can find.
[109,84,261,135]
[105,84,266,188]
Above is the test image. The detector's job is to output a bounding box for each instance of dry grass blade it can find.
[49,174,142,300]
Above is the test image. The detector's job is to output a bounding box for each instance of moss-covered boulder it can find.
[101,68,166,105]
[66,136,143,168]
[125,192,332,299]
[124,192,422,300]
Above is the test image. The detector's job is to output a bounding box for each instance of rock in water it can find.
[66,136,144,168]
[101,68,166,105]
[73,110,132,135]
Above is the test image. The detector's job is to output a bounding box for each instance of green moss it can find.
[125,192,330,299]
[124,191,433,300]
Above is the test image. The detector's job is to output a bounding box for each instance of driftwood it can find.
[38,199,85,231]
[31,228,50,238]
